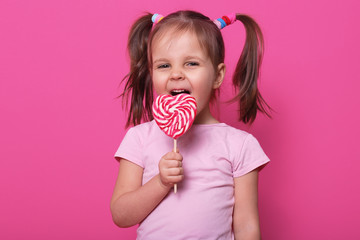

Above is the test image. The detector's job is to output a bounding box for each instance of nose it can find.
[170,68,184,81]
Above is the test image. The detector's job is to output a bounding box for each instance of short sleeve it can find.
[233,134,270,178]
[114,127,144,168]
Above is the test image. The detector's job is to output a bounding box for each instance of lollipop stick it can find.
[173,139,177,152]
[173,139,177,194]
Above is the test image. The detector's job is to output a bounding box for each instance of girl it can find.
[111,10,271,239]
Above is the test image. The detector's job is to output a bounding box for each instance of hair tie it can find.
[213,13,237,29]
[152,13,164,26]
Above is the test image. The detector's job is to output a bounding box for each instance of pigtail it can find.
[232,14,271,124]
[120,13,154,127]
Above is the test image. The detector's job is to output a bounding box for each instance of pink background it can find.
[1,0,359,239]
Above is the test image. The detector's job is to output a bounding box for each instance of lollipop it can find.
[152,94,197,193]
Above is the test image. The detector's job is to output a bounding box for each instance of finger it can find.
[174,160,183,168]
[164,160,182,168]
[167,175,184,183]
[167,167,183,176]
[164,151,183,161]
[174,153,183,161]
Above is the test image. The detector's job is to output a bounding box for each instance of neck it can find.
[194,105,219,124]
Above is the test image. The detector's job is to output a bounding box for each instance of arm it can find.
[110,151,183,227]
[233,169,261,240]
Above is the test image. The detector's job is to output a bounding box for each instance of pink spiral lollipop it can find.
[153,94,197,139]
[152,94,197,193]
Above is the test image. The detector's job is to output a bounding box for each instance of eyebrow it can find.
[153,56,205,64]
[153,58,169,64]
[184,56,204,62]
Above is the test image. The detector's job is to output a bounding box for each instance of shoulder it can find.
[119,121,158,148]
[115,121,161,165]
[220,124,265,154]
[222,124,249,137]
[124,120,169,147]
[126,120,158,136]
[192,123,252,155]
[223,125,269,177]
[210,123,250,143]
[207,123,268,162]
[219,124,265,148]
[191,123,251,146]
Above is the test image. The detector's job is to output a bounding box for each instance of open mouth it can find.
[170,89,190,96]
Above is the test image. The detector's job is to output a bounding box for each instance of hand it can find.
[158,151,184,189]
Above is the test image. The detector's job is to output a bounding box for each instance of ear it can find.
[213,63,226,89]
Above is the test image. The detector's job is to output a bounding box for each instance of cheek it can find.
[152,73,167,94]
[195,75,215,95]
[193,82,213,106]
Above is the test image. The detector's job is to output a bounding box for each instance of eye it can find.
[157,64,170,69]
[186,62,199,67]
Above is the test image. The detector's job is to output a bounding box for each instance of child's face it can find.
[151,30,225,123]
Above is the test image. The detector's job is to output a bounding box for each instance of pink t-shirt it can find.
[115,120,269,240]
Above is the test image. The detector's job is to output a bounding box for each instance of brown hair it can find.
[120,10,271,127]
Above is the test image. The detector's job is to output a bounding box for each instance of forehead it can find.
[151,29,207,56]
